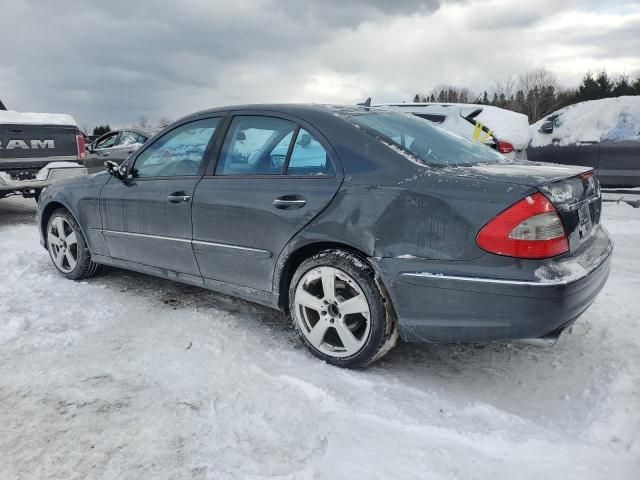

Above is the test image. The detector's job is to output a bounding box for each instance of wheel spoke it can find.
[65,230,77,246]
[335,321,361,354]
[338,294,369,316]
[320,267,336,301]
[307,319,329,348]
[296,290,324,312]
[54,247,65,267]
[65,250,77,269]
[54,217,66,237]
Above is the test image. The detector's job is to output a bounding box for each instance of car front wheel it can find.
[46,208,98,280]
[289,250,397,368]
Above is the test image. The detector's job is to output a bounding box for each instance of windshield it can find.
[347,111,506,167]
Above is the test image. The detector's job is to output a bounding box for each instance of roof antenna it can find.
[357,97,371,107]
[0,99,6,111]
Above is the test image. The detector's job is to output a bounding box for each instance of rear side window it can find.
[287,129,333,176]
[348,112,505,166]
[118,131,139,146]
[216,116,296,175]
[133,118,219,177]
[413,113,446,124]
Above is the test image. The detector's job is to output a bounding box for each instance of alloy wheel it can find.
[48,216,79,273]
[293,266,371,358]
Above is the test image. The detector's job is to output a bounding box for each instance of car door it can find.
[93,131,120,159]
[191,114,343,292]
[99,117,221,278]
[597,134,640,187]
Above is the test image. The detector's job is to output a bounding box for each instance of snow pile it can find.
[530,96,640,147]
[470,105,530,147]
[0,110,77,126]
[0,197,639,479]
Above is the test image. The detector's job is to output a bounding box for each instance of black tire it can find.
[46,208,99,280]
[289,250,397,368]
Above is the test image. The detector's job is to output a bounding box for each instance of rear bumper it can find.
[0,163,86,193]
[374,235,613,343]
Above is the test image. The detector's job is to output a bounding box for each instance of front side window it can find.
[287,129,333,176]
[216,116,296,175]
[96,133,118,149]
[133,118,219,178]
[346,111,505,166]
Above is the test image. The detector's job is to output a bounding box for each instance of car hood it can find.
[454,161,591,188]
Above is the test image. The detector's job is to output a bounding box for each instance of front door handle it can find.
[273,196,306,209]
[167,194,191,204]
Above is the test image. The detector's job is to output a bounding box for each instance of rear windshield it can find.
[347,111,505,167]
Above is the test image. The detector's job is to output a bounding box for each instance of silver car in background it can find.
[85,128,157,172]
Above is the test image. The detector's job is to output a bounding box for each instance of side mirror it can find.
[540,121,554,134]
[105,160,130,181]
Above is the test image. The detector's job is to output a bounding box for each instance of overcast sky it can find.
[1,0,639,129]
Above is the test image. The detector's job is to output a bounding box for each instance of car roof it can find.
[374,102,472,109]
[119,127,157,136]
[179,104,373,123]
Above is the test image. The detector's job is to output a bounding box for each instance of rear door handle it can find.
[167,194,191,203]
[273,196,306,209]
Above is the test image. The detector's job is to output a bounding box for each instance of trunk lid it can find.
[458,161,602,253]
[0,124,80,162]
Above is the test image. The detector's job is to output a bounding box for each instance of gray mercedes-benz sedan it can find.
[36,104,612,368]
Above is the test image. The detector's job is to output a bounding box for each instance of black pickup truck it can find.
[0,103,87,201]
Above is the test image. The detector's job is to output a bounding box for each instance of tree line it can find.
[413,69,640,123]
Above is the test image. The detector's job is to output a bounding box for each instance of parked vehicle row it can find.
[375,101,530,161]
[37,104,612,367]
[379,97,639,188]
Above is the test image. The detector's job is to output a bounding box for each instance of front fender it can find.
[37,173,108,253]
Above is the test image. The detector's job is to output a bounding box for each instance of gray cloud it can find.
[0,0,637,128]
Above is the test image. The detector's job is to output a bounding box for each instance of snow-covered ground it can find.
[0,196,638,480]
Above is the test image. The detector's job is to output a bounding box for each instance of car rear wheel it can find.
[289,250,397,368]
[47,209,98,280]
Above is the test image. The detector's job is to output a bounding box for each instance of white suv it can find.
[372,102,529,161]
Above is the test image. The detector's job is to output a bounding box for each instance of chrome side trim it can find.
[400,244,612,288]
[192,239,271,256]
[101,229,271,257]
[400,272,559,286]
[102,229,191,244]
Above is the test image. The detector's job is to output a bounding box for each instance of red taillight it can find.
[476,192,568,259]
[497,141,514,154]
[76,134,86,160]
